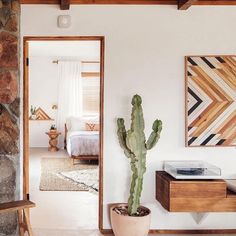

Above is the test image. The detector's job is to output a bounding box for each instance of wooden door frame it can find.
[23,36,105,231]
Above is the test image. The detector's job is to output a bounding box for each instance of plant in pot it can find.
[110,94,162,236]
[50,124,57,133]
[30,106,37,120]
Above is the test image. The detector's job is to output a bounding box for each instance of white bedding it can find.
[67,131,99,156]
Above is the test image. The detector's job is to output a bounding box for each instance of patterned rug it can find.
[40,158,98,191]
[58,168,98,193]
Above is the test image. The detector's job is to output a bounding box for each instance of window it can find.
[82,76,100,115]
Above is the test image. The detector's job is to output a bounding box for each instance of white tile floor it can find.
[29,148,98,232]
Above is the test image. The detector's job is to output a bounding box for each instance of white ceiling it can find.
[29,41,100,60]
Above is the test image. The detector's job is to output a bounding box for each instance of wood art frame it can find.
[185,55,236,147]
[23,36,105,230]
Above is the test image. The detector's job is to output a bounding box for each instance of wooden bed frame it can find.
[64,124,99,164]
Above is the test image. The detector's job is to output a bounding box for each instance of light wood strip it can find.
[17,210,25,236]
[217,112,236,134]
[223,128,236,145]
[192,66,231,102]
[81,72,100,77]
[190,102,230,137]
[223,56,236,71]
[190,72,221,101]
[219,123,236,139]
[23,209,33,236]
[214,68,236,93]
[23,40,29,199]
[189,101,216,128]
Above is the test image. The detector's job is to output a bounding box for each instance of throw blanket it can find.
[67,131,99,156]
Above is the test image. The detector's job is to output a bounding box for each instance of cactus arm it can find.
[146,119,162,150]
[117,118,133,158]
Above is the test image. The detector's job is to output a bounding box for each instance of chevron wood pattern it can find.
[186,56,236,147]
[35,107,52,120]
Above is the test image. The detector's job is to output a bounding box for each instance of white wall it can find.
[29,56,58,147]
[28,47,100,148]
[21,5,236,230]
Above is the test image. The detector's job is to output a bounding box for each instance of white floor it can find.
[33,229,106,236]
[29,148,98,232]
[29,148,234,236]
[33,229,234,236]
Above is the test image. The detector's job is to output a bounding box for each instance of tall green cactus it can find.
[117,94,162,216]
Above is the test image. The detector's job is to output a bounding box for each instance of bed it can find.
[64,117,99,163]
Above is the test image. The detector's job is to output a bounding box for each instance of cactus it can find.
[117,94,162,216]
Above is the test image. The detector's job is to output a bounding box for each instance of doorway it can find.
[23,36,104,231]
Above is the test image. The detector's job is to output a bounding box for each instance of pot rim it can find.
[111,203,151,218]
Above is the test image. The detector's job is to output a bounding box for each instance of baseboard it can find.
[100,228,236,234]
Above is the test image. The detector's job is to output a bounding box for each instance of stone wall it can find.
[0,0,20,235]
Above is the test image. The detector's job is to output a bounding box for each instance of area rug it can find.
[40,158,98,191]
[58,168,98,193]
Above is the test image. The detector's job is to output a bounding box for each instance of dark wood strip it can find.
[178,0,197,10]
[60,0,70,9]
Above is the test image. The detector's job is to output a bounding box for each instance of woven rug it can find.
[40,158,98,191]
[58,168,98,193]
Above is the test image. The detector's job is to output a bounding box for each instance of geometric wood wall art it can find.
[186,56,236,147]
[35,107,52,120]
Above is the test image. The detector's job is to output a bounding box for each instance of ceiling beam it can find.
[60,0,70,9]
[197,0,236,5]
[178,0,197,9]
[20,0,236,5]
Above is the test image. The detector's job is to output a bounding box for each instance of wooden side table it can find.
[46,131,61,152]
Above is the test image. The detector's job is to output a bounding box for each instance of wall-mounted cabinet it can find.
[156,171,236,212]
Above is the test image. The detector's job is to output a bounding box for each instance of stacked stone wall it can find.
[0,1,20,235]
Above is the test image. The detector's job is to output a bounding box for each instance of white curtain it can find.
[56,61,82,147]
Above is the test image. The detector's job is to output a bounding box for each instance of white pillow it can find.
[66,117,86,131]
[66,116,99,131]
[83,115,99,124]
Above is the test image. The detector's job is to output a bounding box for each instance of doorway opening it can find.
[23,36,104,231]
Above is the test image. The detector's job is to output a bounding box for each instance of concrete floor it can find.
[29,148,236,236]
[29,148,98,230]
[33,229,235,236]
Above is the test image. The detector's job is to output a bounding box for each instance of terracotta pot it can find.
[110,204,151,236]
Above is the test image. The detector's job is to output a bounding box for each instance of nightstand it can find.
[45,131,61,152]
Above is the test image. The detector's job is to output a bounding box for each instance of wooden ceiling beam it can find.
[20,0,236,5]
[178,0,197,9]
[60,0,70,9]
[197,0,236,5]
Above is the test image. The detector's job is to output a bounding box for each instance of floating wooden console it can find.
[156,171,236,212]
